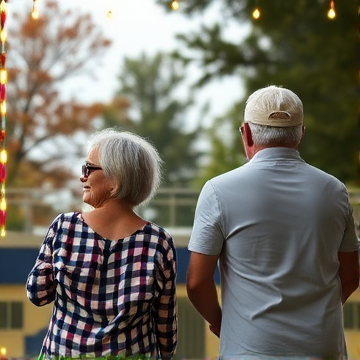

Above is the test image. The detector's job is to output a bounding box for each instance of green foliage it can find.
[243,0,358,184]
[103,52,203,188]
[157,0,359,185]
[194,101,248,188]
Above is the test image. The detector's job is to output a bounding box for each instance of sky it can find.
[8,0,245,124]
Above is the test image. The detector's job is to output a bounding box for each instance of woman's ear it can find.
[108,178,117,196]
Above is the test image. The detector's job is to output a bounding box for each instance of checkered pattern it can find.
[26,212,177,359]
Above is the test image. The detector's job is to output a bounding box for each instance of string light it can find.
[31,0,114,20]
[0,348,6,359]
[106,0,113,19]
[170,0,179,11]
[0,0,6,237]
[26,1,342,20]
[31,0,39,20]
[252,8,261,20]
[249,2,337,21]
[0,101,5,115]
[0,69,6,84]
[327,0,336,19]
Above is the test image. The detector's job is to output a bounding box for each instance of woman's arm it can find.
[153,237,178,359]
[26,222,59,306]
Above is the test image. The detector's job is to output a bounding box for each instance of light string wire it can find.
[249,0,336,19]
[32,0,114,19]
[169,1,337,18]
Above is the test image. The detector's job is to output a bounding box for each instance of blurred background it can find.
[0,0,359,358]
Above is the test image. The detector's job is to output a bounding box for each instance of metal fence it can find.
[4,187,360,234]
[4,187,200,233]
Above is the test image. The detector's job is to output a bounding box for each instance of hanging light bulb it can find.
[252,8,260,20]
[106,0,113,19]
[0,101,6,116]
[32,0,39,20]
[0,69,6,84]
[0,29,5,43]
[170,0,180,11]
[327,0,336,19]
[31,9,39,20]
[0,1,6,30]
[0,149,7,164]
[0,348,6,359]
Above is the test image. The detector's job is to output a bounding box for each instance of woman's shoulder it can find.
[49,211,82,228]
[144,221,170,236]
[42,212,83,245]
[144,222,175,247]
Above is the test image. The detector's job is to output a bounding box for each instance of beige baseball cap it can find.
[244,85,303,127]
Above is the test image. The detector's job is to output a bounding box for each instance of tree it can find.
[194,102,247,188]
[103,52,202,188]
[6,0,112,188]
[157,0,359,185]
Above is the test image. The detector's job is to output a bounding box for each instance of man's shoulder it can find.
[211,164,250,180]
[305,163,345,186]
[208,163,257,188]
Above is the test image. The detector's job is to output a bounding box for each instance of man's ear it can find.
[301,125,306,140]
[244,122,254,146]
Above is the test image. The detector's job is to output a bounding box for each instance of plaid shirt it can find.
[26,212,177,359]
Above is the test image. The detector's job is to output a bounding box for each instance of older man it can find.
[187,85,359,360]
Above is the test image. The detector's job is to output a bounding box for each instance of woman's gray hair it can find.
[87,128,162,207]
[247,122,303,147]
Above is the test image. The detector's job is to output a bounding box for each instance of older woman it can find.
[26,128,177,359]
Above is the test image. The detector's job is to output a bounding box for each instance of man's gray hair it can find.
[248,122,303,147]
[88,128,162,207]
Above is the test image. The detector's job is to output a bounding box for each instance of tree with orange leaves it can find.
[6,0,112,188]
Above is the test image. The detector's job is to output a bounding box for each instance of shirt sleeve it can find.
[188,180,225,255]
[26,214,62,306]
[152,234,177,358]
